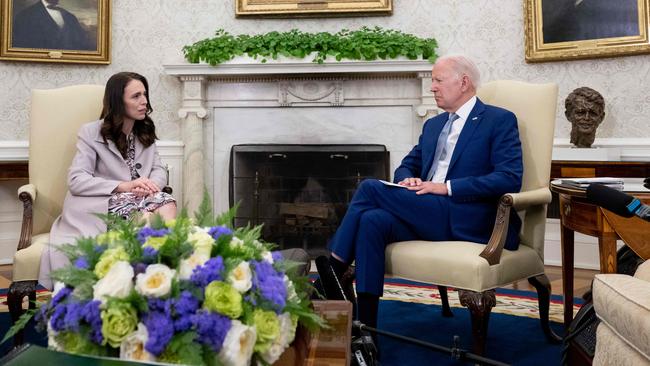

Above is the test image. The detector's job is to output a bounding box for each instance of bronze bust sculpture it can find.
[565,87,605,148]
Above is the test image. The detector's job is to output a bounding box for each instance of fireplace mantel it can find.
[164,58,433,77]
[163,59,436,212]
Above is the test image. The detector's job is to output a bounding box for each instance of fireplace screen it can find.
[230,144,389,257]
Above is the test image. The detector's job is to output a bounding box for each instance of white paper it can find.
[379,180,408,188]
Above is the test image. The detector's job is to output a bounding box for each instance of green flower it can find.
[94,247,130,279]
[143,236,167,250]
[100,302,138,348]
[252,309,280,353]
[96,231,121,247]
[203,281,242,318]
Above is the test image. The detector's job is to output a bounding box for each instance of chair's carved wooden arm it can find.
[16,184,35,251]
[479,187,552,266]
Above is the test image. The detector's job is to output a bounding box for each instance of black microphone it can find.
[586,183,650,221]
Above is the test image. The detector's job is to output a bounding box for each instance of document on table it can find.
[379,180,408,188]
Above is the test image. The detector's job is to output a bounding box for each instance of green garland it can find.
[183,26,438,65]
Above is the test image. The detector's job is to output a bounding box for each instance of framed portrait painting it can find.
[1,0,111,64]
[235,0,392,18]
[525,0,650,62]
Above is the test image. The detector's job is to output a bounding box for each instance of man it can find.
[320,55,524,334]
[12,0,94,51]
[565,87,605,148]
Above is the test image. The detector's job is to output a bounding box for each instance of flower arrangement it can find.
[6,197,324,365]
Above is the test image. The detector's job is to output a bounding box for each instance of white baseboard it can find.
[544,218,624,270]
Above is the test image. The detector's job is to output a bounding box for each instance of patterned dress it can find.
[108,133,175,219]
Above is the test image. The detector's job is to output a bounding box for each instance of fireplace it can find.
[230,144,389,256]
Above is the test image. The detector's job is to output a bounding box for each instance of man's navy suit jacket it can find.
[394,98,524,250]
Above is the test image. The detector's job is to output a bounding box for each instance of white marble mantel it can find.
[163,58,436,213]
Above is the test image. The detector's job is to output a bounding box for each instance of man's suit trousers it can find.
[328,179,452,295]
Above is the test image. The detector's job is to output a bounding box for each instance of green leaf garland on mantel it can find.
[183,26,438,65]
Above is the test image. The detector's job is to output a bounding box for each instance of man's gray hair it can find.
[436,54,481,88]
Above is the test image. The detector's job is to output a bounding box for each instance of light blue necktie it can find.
[426,113,459,181]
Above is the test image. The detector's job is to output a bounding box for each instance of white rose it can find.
[227,261,252,293]
[120,323,155,362]
[229,237,244,248]
[52,281,65,297]
[261,251,274,264]
[284,275,299,303]
[218,320,257,366]
[93,261,134,305]
[178,252,210,280]
[261,312,296,364]
[188,228,215,257]
[135,264,175,298]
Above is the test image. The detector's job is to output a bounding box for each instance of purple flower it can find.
[144,311,174,356]
[252,260,287,311]
[49,305,67,332]
[271,251,283,263]
[147,298,172,318]
[208,226,232,240]
[62,302,85,332]
[192,310,231,352]
[174,291,199,315]
[81,300,103,344]
[133,262,147,276]
[51,287,72,308]
[142,246,158,263]
[74,257,89,270]
[170,291,199,332]
[137,227,170,244]
[190,256,224,288]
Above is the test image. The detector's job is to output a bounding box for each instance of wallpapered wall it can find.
[1,0,649,141]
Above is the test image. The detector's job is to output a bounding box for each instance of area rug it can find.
[0,279,582,365]
[378,277,580,366]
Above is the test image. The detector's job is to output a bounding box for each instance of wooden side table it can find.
[550,178,650,329]
[276,300,352,366]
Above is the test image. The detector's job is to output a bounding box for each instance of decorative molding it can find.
[0,141,28,161]
[279,80,344,106]
[163,58,433,78]
[553,138,650,161]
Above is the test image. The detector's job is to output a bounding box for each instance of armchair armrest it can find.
[16,184,35,252]
[479,186,551,266]
[509,187,552,211]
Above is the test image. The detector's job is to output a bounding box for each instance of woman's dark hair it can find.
[100,72,157,158]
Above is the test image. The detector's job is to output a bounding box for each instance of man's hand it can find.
[398,178,448,196]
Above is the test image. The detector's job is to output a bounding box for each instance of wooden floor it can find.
[0,263,597,298]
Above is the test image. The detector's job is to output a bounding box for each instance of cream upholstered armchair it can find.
[593,260,650,365]
[8,85,105,345]
[385,80,560,355]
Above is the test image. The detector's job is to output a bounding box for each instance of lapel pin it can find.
[472,117,478,121]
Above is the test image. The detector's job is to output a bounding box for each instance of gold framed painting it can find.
[1,0,111,64]
[235,0,392,18]
[525,0,650,62]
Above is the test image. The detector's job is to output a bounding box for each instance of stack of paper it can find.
[560,177,624,190]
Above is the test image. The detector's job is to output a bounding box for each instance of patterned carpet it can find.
[380,277,582,323]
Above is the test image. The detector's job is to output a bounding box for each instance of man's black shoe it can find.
[315,256,347,301]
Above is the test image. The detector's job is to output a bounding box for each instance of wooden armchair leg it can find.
[7,280,38,347]
[437,285,453,317]
[528,274,562,343]
[459,289,496,356]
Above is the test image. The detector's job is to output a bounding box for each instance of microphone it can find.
[586,183,650,221]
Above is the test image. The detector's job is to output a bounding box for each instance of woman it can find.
[39,72,176,289]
